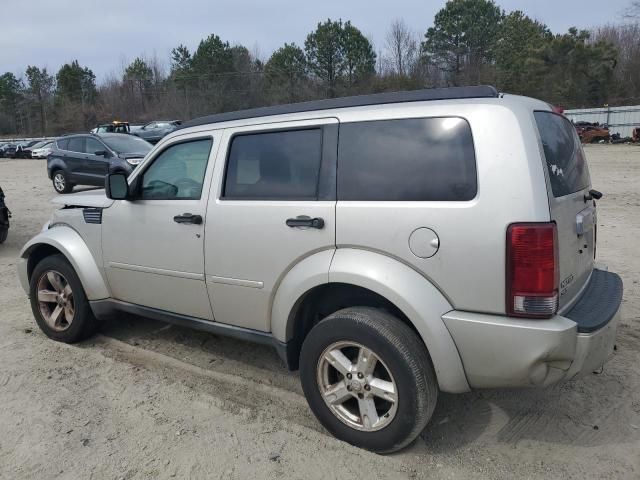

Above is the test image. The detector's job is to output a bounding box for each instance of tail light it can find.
[506,223,558,318]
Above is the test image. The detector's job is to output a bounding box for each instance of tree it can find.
[266,43,307,101]
[422,0,504,85]
[495,11,551,93]
[124,57,154,111]
[56,60,97,106]
[0,73,24,133]
[305,19,347,97]
[191,34,234,76]
[527,28,618,107]
[25,66,55,135]
[342,21,376,89]
[385,19,419,77]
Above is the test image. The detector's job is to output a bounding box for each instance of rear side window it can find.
[338,117,477,201]
[56,138,69,150]
[223,129,322,200]
[67,137,84,153]
[534,111,590,198]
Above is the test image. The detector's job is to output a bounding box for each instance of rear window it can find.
[337,117,477,201]
[534,111,590,198]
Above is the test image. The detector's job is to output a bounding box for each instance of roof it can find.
[180,86,499,129]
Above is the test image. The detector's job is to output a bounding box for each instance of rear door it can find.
[65,136,89,182]
[204,118,338,332]
[534,111,595,310]
[83,137,110,184]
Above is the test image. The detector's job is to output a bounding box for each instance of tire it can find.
[29,254,98,343]
[300,307,438,453]
[52,170,73,194]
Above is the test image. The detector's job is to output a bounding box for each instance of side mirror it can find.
[105,173,129,200]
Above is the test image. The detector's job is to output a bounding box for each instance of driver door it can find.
[102,132,220,319]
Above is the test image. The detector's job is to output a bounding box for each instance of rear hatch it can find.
[534,111,595,311]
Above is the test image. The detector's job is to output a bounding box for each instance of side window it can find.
[337,118,477,201]
[56,138,69,150]
[223,128,322,200]
[85,138,104,155]
[67,137,84,153]
[140,138,213,200]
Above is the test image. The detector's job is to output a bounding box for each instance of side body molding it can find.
[329,249,470,394]
[18,226,110,300]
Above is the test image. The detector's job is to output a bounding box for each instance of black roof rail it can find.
[180,85,499,129]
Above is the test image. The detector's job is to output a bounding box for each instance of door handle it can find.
[286,216,325,229]
[173,213,202,225]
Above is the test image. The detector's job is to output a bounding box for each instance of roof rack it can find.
[180,85,499,129]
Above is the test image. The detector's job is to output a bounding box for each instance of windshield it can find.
[101,135,152,154]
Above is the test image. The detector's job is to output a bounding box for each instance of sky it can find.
[0,0,635,84]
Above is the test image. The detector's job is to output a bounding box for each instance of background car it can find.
[30,140,54,159]
[15,140,40,158]
[133,120,181,143]
[47,133,152,193]
[93,121,130,134]
[0,185,9,244]
[1,143,17,158]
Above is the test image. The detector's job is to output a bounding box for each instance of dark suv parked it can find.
[47,133,153,193]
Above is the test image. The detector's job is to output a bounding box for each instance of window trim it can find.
[133,136,215,201]
[336,115,479,202]
[221,125,328,202]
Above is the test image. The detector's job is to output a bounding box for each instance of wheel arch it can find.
[272,248,470,394]
[19,226,110,301]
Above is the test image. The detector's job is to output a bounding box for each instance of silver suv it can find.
[18,87,623,453]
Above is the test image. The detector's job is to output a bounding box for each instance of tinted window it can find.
[224,129,322,200]
[85,138,104,155]
[534,111,590,198]
[56,139,69,150]
[101,135,152,154]
[338,118,477,201]
[140,139,212,200]
[67,137,84,153]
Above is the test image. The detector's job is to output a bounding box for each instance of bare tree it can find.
[384,19,418,77]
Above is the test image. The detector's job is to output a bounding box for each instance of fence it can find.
[564,105,640,138]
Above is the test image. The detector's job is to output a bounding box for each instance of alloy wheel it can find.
[36,270,75,331]
[316,341,398,432]
[54,173,65,192]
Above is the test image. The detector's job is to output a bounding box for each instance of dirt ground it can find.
[0,145,639,479]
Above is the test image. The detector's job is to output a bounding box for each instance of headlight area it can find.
[126,158,143,166]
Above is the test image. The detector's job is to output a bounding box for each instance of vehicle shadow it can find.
[98,314,640,452]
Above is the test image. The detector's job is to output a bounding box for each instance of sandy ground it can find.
[0,145,639,479]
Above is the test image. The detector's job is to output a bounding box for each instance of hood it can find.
[51,189,114,209]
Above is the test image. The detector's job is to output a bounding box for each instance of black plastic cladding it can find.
[179,86,500,129]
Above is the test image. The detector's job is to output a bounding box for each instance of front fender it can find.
[19,226,110,300]
[329,249,470,394]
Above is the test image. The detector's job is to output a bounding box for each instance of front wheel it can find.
[300,307,438,453]
[29,254,98,343]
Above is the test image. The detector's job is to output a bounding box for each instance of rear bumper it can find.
[443,268,622,389]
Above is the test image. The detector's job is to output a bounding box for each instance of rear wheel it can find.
[300,307,438,453]
[52,170,73,194]
[29,254,98,343]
